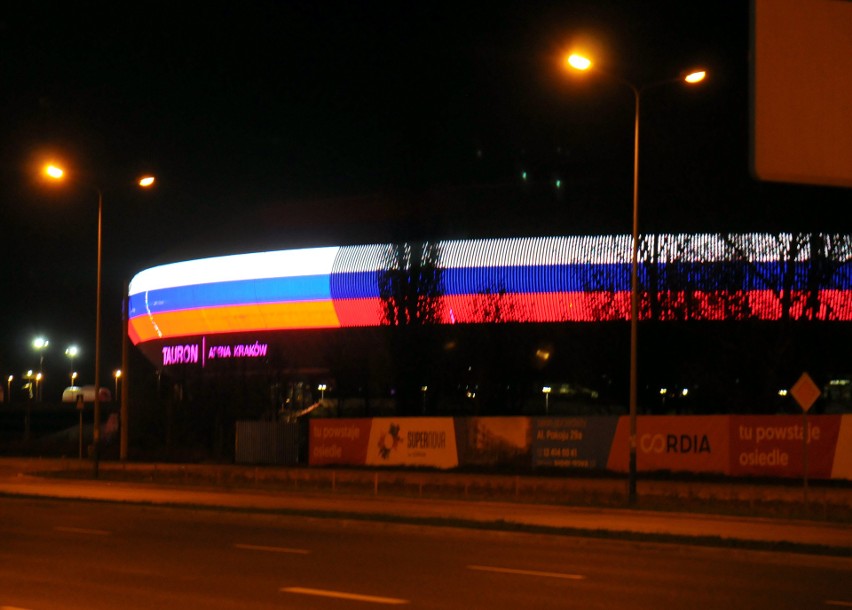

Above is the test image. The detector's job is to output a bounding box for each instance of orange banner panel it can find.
[607,416,729,474]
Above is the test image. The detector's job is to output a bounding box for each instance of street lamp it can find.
[71,371,78,386]
[32,337,49,400]
[35,372,43,403]
[43,163,155,476]
[542,386,552,415]
[566,53,706,503]
[114,369,122,398]
[317,383,327,401]
[65,345,79,384]
[6,375,12,404]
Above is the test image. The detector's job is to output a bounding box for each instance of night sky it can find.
[1,1,848,397]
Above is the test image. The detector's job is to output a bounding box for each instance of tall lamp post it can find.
[65,345,79,385]
[44,164,155,476]
[32,337,49,401]
[566,54,705,503]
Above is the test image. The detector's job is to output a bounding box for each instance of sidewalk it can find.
[1,458,850,556]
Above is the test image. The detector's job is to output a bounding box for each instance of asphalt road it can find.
[1,497,850,610]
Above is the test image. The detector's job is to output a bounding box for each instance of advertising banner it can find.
[532,417,618,469]
[455,417,531,467]
[729,415,842,478]
[832,415,852,480]
[365,418,459,469]
[607,416,729,474]
[308,419,372,466]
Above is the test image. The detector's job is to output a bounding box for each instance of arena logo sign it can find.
[161,337,269,367]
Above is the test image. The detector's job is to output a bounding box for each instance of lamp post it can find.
[6,375,12,404]
[566,54,705,504]
[43,164,155,476]
[65,345,79,385]
[32,337,49,401]
[114,369,122,399]
[542,386,552,415]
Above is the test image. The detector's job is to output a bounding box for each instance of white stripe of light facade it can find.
[129,246,341,296]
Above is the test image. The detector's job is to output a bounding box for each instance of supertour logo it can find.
[640,433,711,454]
[376,423,448,460]
[366,418,458,469]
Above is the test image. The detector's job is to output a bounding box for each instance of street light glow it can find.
[33,337,49,350]
[44,164,64,179]
[138,176,155,187]
[567,54,592,71]
[684,70,706,84]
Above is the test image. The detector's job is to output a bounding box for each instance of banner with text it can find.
[307,415,852,479]
[729,415,842,478]
[607,416,729,474]
[532,417,618,470]
[365,418,459,469]
[309,419,372,465]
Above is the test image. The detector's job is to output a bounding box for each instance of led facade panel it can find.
[128,233,852,347]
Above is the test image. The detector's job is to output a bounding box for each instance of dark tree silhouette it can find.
[377,241,444,414]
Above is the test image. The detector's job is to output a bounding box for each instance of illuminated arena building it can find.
[128,233,852,415]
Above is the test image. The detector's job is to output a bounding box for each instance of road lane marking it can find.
[281,587,409,605]
[234,543,310,555]
[468,565,586,580]
[54,526,110,536]
[826,602,852,607]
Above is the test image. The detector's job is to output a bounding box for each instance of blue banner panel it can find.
[532,417,619,470]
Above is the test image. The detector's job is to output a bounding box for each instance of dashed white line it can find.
[54,526,110,536]
[468,564,586,580]
[234,543,310,555]
[281,587,409,605]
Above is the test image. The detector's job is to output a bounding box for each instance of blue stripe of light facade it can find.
[129,261,852,317]
[128,275,332,316]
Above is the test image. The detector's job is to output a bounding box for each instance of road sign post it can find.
[790,372,820,510]
[76,394,85,460]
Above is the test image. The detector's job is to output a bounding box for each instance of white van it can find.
[62,385,112,403]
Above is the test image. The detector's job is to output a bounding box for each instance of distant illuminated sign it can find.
[162,344,199,366]
[161,337,269,367]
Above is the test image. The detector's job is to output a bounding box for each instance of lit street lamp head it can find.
[32,337,49,350]
[684,70,707,84]
[138,175,155,188]
[566,53,592,71]
[44,164,64,180]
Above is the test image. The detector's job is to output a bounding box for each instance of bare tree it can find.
[378,241,444,326]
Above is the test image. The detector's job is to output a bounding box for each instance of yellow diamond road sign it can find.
[790,372,820,413]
